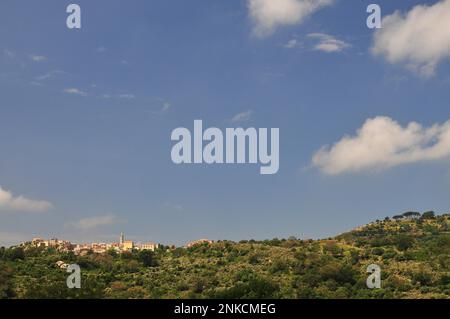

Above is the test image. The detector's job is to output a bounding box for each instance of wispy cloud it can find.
[64,88,87,96]
[71,215,118,231]
[230,110,253,123]
[96,46,107,53]
[160,101,171,112]
[99,93,136,100]
[3,49,15,59]
[118,94,135,99]
[308,33,350,53]
[29,81,45,87]
[284,38,300,49]
[149,98,172,114]
[29,55,47,62]
[35,70,65,82]
[2,49,26,68]
[0,186,53,213]
[163,202,184,212]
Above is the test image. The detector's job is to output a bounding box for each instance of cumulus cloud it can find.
[308,33,350,53]
[230,110,253,123]
[372,0,450,77]
[72,215,117,231]
[0,186,53,213]
[312,116,450,175]
[248,0,334,37]
[64,88,87,96]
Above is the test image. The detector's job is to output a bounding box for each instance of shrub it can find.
[394,235,414,251]
[412,271,433,286]
[371,247,384,256]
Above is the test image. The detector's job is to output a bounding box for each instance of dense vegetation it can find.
[1,213,449,299]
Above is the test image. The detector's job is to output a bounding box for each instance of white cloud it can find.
[230,110,253,123]
[308,33,349,53]
[72,215,117,231]
[29,55,47,62]
[0,186,53,213]
[312,116,450,175]
[372,0,450,77]
[248,0,334,37]
[64,88,87,96]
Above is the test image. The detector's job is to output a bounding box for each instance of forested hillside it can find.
[1,213,449,299]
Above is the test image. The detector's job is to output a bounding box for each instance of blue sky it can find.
[1,0,450,246]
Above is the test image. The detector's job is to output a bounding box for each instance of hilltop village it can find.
[24,233,213,256]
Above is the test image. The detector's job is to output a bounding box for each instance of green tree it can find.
[395,235,414,251]
[138,250,157,267]
[0,264,14,299]
[422,211,436,220]
[4,247,25,261]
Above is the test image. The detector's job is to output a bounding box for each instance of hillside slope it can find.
[1,214,449,299]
